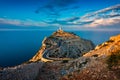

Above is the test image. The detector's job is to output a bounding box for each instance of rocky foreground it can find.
[0,31,120,80]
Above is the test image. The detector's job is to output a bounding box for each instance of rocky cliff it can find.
[35,34,120,80]
[30,29,95,62]
[0,33,119,80]
[84,34,120,57]
[60,34,120,80]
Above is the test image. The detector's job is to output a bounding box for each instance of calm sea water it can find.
[0,30,119,67]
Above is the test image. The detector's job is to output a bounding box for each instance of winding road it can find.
[40,38,81,62]
[41,40,74,62]
[41,46,72,62]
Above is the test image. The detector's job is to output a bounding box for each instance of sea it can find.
[0,30,120,67]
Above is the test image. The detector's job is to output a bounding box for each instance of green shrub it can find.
[92,54,98,57]
[106,40,114,43]
[62,60,69,63]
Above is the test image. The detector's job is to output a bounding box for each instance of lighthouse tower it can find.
[57,26,63,33]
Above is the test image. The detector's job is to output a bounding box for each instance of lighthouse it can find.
[57,26,63,33]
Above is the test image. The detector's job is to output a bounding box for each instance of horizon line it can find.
[0,29,120,31]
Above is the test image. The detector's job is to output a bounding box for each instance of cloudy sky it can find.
[0,0,120,30]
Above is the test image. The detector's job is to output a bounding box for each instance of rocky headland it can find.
[30,29,95,62]
[0,30,120,80]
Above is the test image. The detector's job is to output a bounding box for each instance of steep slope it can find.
[30,29,95,62]
[61,34,120,80]
[84,34,120,57]
[35,34,120,80]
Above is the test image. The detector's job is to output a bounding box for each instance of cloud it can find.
[79,4,120,28]
[85,17,120,27]
[35,0,80,20]
[0,18,21,25]
[42,4,120,28]
[64,4,120,29]
[1,4,120,30]
[0,18,48,27]
[82,4,120,19]
[50,0,79,7]
[63,17,80,22]
[43,16,80,25]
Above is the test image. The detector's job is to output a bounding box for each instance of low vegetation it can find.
[62,60,69,63]
[107,50,120,69]
[106,40,114,43]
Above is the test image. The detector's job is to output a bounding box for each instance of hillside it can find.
[61,34,120,80]
[30,29,95,62]
[0,33,120,80]
[35,34,120,80]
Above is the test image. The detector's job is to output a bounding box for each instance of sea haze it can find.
[0,30,119,67]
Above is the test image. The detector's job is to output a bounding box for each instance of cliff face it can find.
[30,30,95,62]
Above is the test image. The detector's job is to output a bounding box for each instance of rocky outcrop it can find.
[35,34,120,80]
[0,62,43,80]
[84,34,120,57]
[60,34,120,80]
[0,34,119,80]
[30,29,95,62]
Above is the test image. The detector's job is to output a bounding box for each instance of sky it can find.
[0,0,120,67]
[0,0,120,30]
